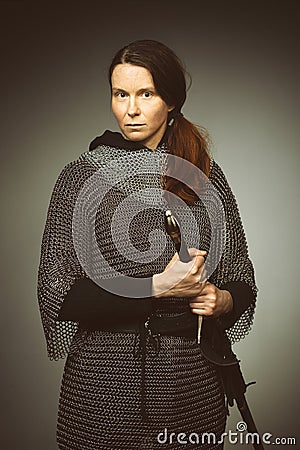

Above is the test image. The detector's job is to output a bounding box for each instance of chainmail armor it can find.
[37,134,257,449]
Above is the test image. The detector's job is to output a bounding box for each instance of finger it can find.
[189,288,214,307]
[189,301,208,310]
[189,297,206,308]
[190,255,206,275]
[188,248,207,258]
[191,306,214,316]
[190,307,206,315]
[189,303,204,309]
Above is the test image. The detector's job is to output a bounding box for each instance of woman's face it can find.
[111,64,174,149]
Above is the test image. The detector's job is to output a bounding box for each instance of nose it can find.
[127,96,141,117]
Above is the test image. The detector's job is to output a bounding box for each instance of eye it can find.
[142,91,153,98]
[113,91,127,98]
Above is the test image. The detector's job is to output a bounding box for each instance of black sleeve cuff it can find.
[218,281,255,329]
[57,277,153,323]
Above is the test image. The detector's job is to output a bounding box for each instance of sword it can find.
[164,210,264,449]
[164,210,203,343]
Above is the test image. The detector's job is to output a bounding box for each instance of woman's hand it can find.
[189,282,233,317]
[152,248,207,298]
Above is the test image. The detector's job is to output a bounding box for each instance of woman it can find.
[38,40,257,449]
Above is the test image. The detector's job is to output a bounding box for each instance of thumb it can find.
[190,249,207,275]
[188,247,207,258]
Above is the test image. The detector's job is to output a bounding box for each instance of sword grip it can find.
[164,210,192,263]
[164,210,203,344]
[177,239,192,263]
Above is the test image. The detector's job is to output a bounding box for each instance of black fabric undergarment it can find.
[58,277,254,331]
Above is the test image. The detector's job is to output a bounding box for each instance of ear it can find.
[168,105,175,113]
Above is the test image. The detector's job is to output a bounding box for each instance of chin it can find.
[122,131,146,142]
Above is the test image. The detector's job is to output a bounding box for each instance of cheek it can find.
[111,101,125,121]
[147,103,169,124]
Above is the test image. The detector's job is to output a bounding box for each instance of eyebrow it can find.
[111,86,156,93]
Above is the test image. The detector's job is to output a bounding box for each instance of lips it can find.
[125,124,145,127]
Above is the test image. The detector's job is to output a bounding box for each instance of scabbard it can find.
[218,362,264,450]
[237,397,265,450]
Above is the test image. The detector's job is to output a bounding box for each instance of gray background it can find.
[1,1,299,449]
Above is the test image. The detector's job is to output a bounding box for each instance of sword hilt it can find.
[164,210,203,344]
[164,210,191,263]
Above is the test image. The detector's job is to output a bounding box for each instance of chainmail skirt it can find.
[57,331,227,450]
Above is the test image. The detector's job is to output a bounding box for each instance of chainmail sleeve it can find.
[209,161,258,343]
[37,160,95,360]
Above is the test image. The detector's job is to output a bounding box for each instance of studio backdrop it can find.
[1,1,299,449]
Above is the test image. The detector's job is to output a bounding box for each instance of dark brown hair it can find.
[109,40,211,204]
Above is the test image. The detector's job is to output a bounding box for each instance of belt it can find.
[87,311,198,338]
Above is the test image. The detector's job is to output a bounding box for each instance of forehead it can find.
[111,64,155,90]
